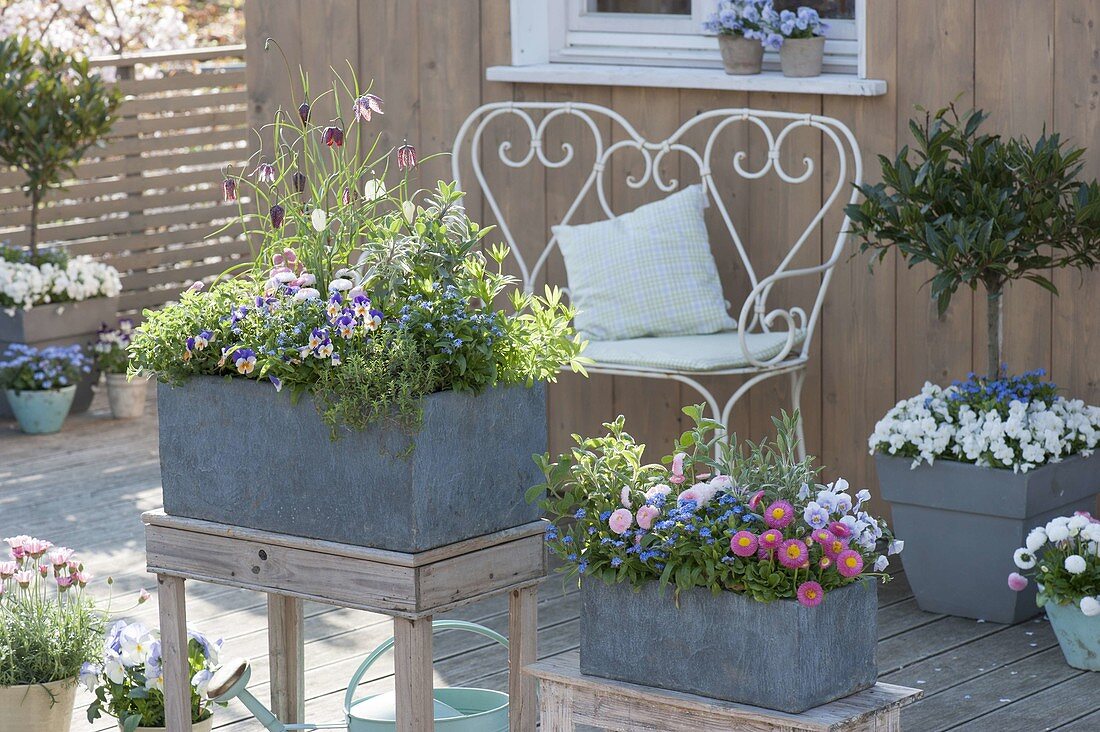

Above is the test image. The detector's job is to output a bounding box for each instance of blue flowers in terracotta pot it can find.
[0,343,90,434]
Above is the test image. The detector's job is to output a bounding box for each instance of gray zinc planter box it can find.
[0,296,118,418]
[158,376,546,553]
[876,453,1100,624]
[579,578,878,714]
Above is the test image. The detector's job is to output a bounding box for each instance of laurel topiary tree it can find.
[846,105,1100,378]
[0,38,121,258]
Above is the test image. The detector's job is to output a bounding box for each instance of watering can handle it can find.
[343,619,510,714]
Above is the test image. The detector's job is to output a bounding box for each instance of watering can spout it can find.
[209,658,286,731]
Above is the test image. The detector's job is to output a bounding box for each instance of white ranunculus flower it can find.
[1064,554,1087,574]
[1081,596,1100,617]
[1013,547,1036,570]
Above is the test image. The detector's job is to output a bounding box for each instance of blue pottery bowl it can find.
[4,386,77,434]
[1046,599,1100,671]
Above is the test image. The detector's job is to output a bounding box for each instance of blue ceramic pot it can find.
[1046,599,1100,670]
[4,385,77,434]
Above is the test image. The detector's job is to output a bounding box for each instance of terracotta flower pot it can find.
[106,372,151,419]
[718,34,764,75]
[779,36,826,78]
[0,677,77,732]
[123,716,214,732]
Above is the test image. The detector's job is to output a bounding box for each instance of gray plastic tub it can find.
[876,453,1099,624]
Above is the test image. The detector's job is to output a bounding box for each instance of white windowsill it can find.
[486,63,887,97]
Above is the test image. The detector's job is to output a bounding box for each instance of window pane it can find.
[772,1,855,19]
[590,0,692,14]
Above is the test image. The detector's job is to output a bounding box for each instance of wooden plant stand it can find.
[142,510,546,732]
[526,652,923,732]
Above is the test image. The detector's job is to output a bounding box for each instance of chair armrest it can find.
[735,264,831,368]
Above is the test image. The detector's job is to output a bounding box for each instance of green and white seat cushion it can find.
[583,330,807,373]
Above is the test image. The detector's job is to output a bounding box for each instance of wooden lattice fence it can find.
[0,44,250,318]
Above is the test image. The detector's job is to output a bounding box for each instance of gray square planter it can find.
[875,453,1100,624]
[579,578,878,714]
[0,296,119,417]
[158,376,547,553]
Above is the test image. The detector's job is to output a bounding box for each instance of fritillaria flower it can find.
[342,186,354,206]
[270,204,285,229]
[396,142,417,170]
[292,171,307,193]
[311,208,328,232]
[321,126,345,147]
[252,162,276,184]
[353,93,383,122]
[222,177,237,203]
[298,102,311,124]
[363,178,386,201]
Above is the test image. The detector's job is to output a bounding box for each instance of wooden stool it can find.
[142,510,546,732]
[526,652,922,732]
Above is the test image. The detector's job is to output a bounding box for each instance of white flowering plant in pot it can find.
[849,107,1100,624]
[1008,513,1100,670]
[84,621,225,732]
[0,243,121,314]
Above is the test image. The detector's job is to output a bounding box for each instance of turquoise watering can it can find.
[209,620,510,731]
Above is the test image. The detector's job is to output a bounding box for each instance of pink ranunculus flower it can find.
[620,486,632,509]
[670,452,687,484]
[636,505,659,530]
[1007,572,1029,592]
[608,508,633,535]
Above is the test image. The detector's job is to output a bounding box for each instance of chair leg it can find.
[790,369,807,461]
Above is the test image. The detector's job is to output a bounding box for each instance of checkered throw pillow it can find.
[553,185,736,341]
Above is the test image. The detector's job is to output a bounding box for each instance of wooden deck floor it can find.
[2,388,1098,731]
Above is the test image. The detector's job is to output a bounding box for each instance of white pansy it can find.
[1013,548,1036,570]
[78,662,100,692]
[1064,554,1087,574]
[1026,528,1047,553]
[873,555,889,572]
[888,539,904,556]
[103,651,127,685]
[1081,596,1100,617]
[869,381,1100,473]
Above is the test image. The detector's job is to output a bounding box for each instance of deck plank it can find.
[2,388,1098,731]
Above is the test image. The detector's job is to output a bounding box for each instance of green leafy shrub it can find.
[0,38,121,255]
[847,105,1100,377]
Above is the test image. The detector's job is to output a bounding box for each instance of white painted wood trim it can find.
[510,0,550,65]
[485,63,887,96]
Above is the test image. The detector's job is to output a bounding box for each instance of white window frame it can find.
[520,0,868,78]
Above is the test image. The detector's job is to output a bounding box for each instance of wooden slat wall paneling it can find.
[973,0,1055,377]
[893,0,976,396]
[358,0,421,161]
[608,87,685,458]
[744,92,823,452]
[542,84,616,458]
[677,88,753,450]
[820,0,898,513]
[0,45,248,318]
[244,0,302,143]
[1053,0,1100,405]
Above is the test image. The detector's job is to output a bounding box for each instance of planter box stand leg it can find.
[268,594,305,724]
[394,616,434,732]
[157,574,191,732]
[509,586,538,732]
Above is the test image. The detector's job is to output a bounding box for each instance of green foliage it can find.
[131,61,586,434]
[533,406,895,604]
[847,105,1100,376]
[0,38,121,254]
[0,595,102,686]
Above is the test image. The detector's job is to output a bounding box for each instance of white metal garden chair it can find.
[452,103,862,457]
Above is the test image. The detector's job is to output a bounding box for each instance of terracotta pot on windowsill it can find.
[718,34,764,75]
[779,36,826,77]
